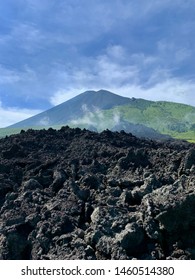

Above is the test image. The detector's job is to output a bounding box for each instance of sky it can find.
[0,0,195,127]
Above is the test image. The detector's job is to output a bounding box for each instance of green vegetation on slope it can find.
[102,99,195,142]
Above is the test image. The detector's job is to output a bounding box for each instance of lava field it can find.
[0,126,194,260]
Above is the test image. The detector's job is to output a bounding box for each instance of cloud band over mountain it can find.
[0,0,195,127]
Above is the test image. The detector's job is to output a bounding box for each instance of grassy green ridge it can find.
[67,99,195,142]
[0,99,194,142]
[102,100,195,142]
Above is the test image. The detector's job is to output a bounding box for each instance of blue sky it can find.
[0,0,195,127]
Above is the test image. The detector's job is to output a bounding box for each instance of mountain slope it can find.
[8,90,132,128]
[1,89,195,142]
[111,119,170,140]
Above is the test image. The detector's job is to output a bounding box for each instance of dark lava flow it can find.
[0,126,194,259]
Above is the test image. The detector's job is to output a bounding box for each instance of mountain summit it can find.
[8,90,132,128]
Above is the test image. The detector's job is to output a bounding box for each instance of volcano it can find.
[8,90,132,128]
[2,89,194,142]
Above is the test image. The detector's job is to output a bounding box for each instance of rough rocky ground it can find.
[0,126,194,260]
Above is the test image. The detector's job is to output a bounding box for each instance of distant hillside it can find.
[102,100,195,142]
[111,119,170,140]
[1,90,195,142]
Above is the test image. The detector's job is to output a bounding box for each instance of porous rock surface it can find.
[0,126,194,260]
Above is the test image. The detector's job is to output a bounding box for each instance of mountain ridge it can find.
[1,89,195,142]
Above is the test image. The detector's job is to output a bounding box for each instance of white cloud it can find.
[19,0,184,47]
[39,116,50,126]
[49,45,195,107]
[0,103,41,128]
[175,48,191,63]
[49,45,139,105]
[50,88,87,105]
[70,105,113,131]
[110,78,195,106]
[113,111,121,125]
[1,1,194,113]
[0,21,45,54]
[0,66,21,84]
[11,23,45,53]
[0,65,37,85]
[157,39,192,66]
